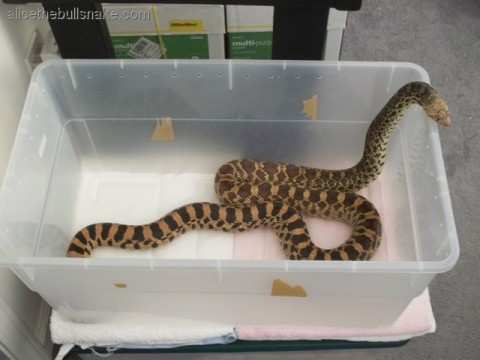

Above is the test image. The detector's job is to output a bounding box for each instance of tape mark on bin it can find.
[271,279,307,297]
[151,117,175,140]
[302,95,318,120]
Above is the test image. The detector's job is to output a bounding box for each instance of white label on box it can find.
[128,37,162,59]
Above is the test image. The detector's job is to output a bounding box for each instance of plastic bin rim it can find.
[32,59,430,82]
[1,253,459,273]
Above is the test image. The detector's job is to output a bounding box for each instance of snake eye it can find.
[421,92,431,104]
[421,86,435,105]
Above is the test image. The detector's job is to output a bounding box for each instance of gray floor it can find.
[68,1,480,359]
[340,0,480,358]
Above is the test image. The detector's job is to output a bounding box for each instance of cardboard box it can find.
[226,6,347,60]
[226,6,273,60]
[104,4,225,59]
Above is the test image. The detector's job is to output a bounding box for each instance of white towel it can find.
[51,310,237,360]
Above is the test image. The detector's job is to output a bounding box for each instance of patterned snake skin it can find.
[67,82,450,260]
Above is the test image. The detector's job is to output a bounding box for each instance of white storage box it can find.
[0,60,458,327]
[103,4,226,59]
[226,6,348,60]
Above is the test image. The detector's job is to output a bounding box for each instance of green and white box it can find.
[104,4,225,59]
[226,6,273,60]
[226,6,347,60]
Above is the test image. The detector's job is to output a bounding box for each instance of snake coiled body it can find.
[67,202,312,258]
[67,82,450,260]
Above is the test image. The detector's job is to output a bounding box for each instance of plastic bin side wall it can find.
[17,264,438,327]
[0,61,459,328]
[0,82,64,261]
[30,61,431,122]
[398,109,458,269]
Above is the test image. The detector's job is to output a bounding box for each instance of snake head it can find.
[422,90,451,127]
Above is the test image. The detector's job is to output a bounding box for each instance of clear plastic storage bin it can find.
[0,60,459,327]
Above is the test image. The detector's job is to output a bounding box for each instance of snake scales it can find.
[67,82,450,260]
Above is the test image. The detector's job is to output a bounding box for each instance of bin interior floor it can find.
[70,169,413,261]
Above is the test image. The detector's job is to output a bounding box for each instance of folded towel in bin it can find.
[235,288,435,342]
[51,310,237,360]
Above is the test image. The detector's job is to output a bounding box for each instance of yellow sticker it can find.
[271,279,307,297]
[151,117,175,141]
[168,19,206,32]
[114,283,128,288]
[302,95,318,120]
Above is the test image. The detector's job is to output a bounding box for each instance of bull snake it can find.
[67,82,450,260]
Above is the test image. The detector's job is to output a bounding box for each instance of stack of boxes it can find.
[104,4,226,59]
[103,4,348,60]
[225,6,348,60]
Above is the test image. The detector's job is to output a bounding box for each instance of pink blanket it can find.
[232,195,435,341]
[236,289,435,342]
